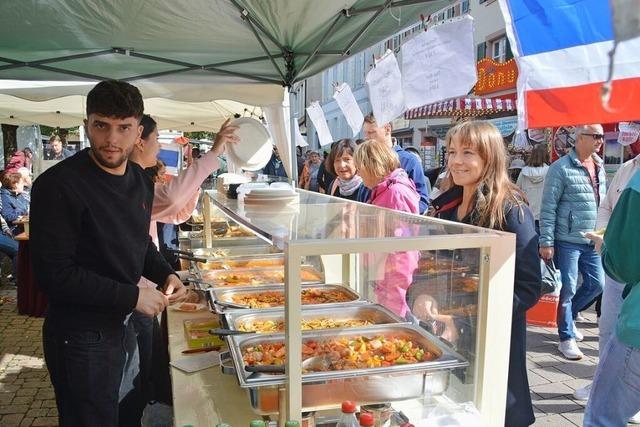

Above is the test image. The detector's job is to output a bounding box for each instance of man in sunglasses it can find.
[539,124,606,360]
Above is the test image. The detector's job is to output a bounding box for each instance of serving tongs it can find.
[209,328,251,337]
[167,249,205,278]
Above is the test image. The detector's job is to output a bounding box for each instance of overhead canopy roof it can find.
[0,94,262,131]
[0,0,450,104]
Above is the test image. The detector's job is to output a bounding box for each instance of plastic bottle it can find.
[284,421,300,427]
[250,420,266,427]
[217,424,232,427]
[336,401,359,427]
[359,413,375,427]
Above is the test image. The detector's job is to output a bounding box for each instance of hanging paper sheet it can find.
[293,120,309,147]
[401,15,477,109]
[366,50,406,126]
[333,83,364,137]
[306,101,334,146]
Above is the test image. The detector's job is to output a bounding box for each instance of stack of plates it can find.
[242,187,299,206]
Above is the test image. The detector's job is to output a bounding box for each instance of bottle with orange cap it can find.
[358,413,375,427]
[336,401,359,427]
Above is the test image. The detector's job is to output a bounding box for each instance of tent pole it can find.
[342,0,393,55]
[227,0,286,52]
[288,87,299,186]
[242,15,286,83]
[346,0,437,15]
[0,49,115,71]
[30,64,107,81]
[292,13,343,83]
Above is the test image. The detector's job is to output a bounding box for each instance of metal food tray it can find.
[200,265,324,288]
[223,304,405,333]
[227,324,468,413]
[191,245,281,259]
[183,235,267,247]
[196,253,285,270]
[207,284,361,314]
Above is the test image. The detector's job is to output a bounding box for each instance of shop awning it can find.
[404,96,516,120]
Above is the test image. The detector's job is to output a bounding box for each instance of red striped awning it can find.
[404,96,516,120]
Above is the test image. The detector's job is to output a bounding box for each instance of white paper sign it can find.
[365,50,406,126]
[333,83,364,137]
[401,15,477,109]
[618,122,640,145]
[306,101,334,146]
[293,120,308,147]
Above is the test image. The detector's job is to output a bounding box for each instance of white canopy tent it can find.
[0,94,263,131]
[0,0,451,179]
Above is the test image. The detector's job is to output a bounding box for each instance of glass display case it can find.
[199,189,516,427]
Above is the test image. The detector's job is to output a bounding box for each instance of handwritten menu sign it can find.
[401,15,477,109]
[366,50,406,126]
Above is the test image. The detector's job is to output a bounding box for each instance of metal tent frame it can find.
[0,0,441,88]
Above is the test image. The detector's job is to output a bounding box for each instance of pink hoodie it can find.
[139,151,220,289]
[369,168,419,214]
[368,168,420,317]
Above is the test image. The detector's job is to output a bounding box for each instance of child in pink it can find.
[354,140,420,317]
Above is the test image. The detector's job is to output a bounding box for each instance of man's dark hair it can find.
[140,114,157,139]
[86,80,144,120]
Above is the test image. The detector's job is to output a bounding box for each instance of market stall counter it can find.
[167,306,256,427]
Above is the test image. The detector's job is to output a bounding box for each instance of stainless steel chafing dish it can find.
[225,324,468,414]
[199,265,324,288]
[223,304,405,333]
[207,284,361,314]
[195,253,285,271]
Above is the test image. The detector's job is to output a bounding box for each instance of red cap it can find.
[342,401,356,413]
[359,413,375,427]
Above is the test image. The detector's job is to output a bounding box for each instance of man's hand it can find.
[584,232,604,254]
[539,246,554,261]
[412,294,439,321]
[163,274,188,303]
[135,288,169,317]
[211,118,240,156]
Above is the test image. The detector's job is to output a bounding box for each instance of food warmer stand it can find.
[188,189,516,426]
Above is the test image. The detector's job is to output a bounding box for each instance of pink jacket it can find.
[369,168,419,214]
[139,151,220,288]
[369,168,420,317]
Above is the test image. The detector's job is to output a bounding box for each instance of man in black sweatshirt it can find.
[30,80,187,427]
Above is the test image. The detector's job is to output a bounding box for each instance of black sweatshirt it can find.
[30,148,175,329]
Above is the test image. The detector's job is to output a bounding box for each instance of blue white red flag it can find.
[498,0,640,129]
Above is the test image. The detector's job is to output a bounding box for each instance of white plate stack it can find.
[241,186,299,207]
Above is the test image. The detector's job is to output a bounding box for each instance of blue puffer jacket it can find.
[539,149,606,247]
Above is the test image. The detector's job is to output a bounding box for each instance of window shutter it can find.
[506,39,514,60]
[477,42,487,60]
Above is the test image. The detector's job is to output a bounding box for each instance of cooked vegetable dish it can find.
[242,335,436,371]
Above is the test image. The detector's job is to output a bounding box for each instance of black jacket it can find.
[432,186,542,427]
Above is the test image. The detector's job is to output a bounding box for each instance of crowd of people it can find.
[9,77,637,427]
[260,115,640,426]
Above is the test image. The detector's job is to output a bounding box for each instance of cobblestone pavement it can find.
[0,284,626,427]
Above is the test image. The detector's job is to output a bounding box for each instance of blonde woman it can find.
[429,121,541,427]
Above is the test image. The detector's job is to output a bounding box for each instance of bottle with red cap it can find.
[358,413,375,427]
[336,401,359,427]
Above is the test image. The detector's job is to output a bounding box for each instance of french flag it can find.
[499,0,640,129]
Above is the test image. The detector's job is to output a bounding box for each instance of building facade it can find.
[291,0,515,167]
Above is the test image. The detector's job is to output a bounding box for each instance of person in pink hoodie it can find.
[122,114,238,420]
[354,140,419,317]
